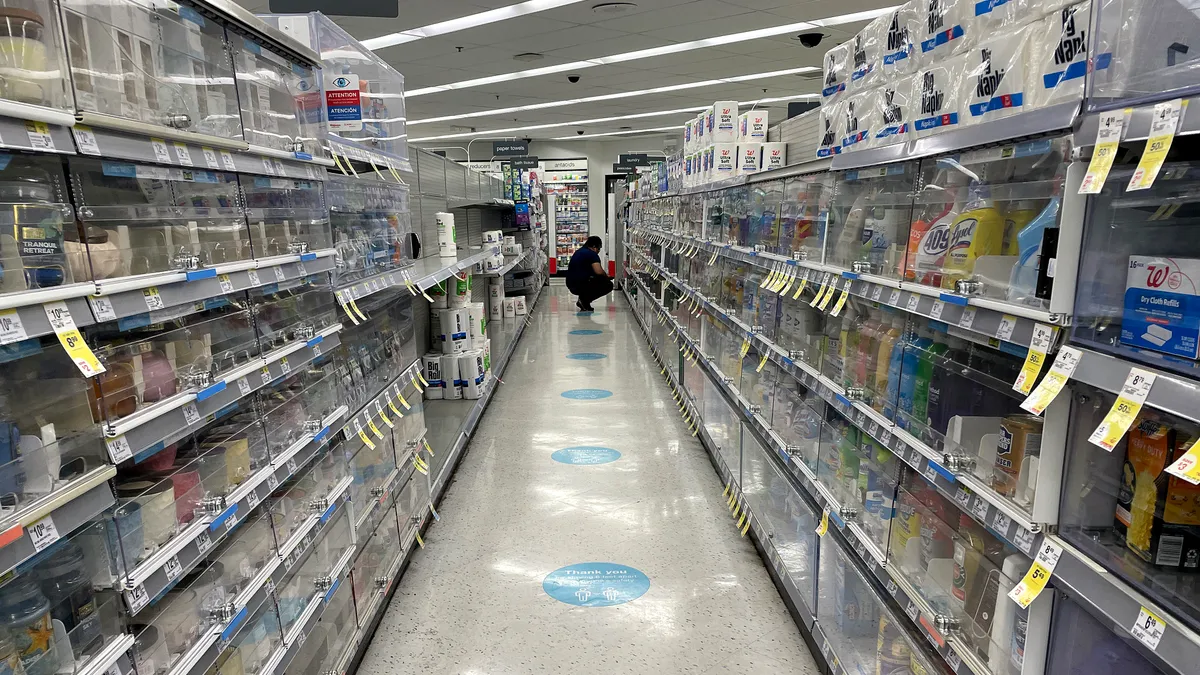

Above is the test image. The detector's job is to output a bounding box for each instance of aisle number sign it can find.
[1088,368,1156,451]
[1080,109,1128,193]
[1128,99,1185,192]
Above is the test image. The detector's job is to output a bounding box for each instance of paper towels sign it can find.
[324,74,362,131]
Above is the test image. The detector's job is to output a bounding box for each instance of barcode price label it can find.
[143,287,165,310]
[1012,526,1036,554]
[106,435,133,463]
[955,487,972,507]
[1013,322,1055,395]
[164,555,183,581]
[27,514,59,552]
[73,126,100,155]
[181,403,200,426]
[201,147,220,169]
[261,157,275,175]
[218,274,235,293]
[274,266,287,282]
[279,357,291,375]
[150,138,172,164]
[313,344,321,357]
[220,150,237,171]
[992,510,1012,533]
[906,601,919,622]
[25,122,54,150]
[930,300,946,320]
[266,472,279,491]
[287,458,298,475]
[44,302,104,377]
[1021,345,1082,415]
[970,496,990,522]
[1082,112,1126,192]
[1008,539,1063,608]
[247,269,261,287]
[1131,606,1168,650]
[905,293,921,312]
[1129,99,1184,192]
[886,580,899,596]
[958,307,977,330]
[127,584,149,613]
[996,314,1018,341]
[871,285,884,302]
[246,489,260,510]
[195,530,212,554]
[888,289,901,306]
[922,463,940,483]
[261,366,272,385]
[1090,368,1156,451]
[0,309,27,345]
[88,296,116,322]
[173,143,193,166]
[237,377,252,396]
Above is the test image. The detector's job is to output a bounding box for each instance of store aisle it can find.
[356,286,818,674]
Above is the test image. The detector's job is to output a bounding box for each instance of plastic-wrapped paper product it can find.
[1026,1,1102,109]
[822,41,852,103]
[911,54,965,137]
[881,3,918,79]
[422,354,444,400]
[872,77,915,147]
[849,16,885,91]
[817,99,846,158]
[762,143,787,170]
[840,88,881,152]
[972,0,1026,32]
[910,0,975,66]
[961,24,1031,125]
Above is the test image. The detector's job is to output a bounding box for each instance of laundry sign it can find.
[325,74,362,131]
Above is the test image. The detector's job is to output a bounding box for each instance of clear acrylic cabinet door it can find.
[1088,0,1200,108]
[1073,150,1200,380]
[1059,383,1200,636]
[239,176,332,260]
[248,282,338,355]
[1046,592,1167,674]
[259,357,344,461]
[906,138,1070,309]
[326,175,412,286]
[70,159,248,279]
[60,0,241,139]
[778,173,832,262]
[230,37,324,158]
[0,0,72,111]
[0,152,75,293]
[826,164,917,278]
[288,568,354,675]
[218,601,285,675]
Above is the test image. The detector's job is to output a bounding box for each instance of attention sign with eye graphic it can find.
[325,74,362,131]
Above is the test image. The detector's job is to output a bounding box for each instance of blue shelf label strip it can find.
[306,335,324,348]
[220,607,248,640]
[210,503,239,531]
[196,380,227,402]
[313,426,330,443]
[324,578,341,603]
[938,292,969,306]
[186,268,218,281]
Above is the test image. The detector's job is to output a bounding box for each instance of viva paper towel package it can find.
[450,273,471,307]
[881,3,917,78]
[442,354,462,400]
[1027,2,1102,109]
[817,99,846,158]
[422,354,444,400]
[872,77,915,147]
[840,89,880,151]
[961,25,1030,125]
[909,0,975,65]
[850,14,885,91]
[823,41,852,103]
[911,54,964,137]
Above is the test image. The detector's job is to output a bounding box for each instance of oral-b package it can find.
[1123,256,1200,360]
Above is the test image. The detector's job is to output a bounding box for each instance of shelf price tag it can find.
[779,269,795,296]
[958,307,977,330]
[1089,367,1156,451]
[1131,606,1168,651]
[809,278,828,308]
[739,340,750,359]
[105,435,132,463]
[817,279,837,311]
[150,138,172,164]
[1020,345,1081,415]
[759,266,777,289]
[816,508,829,536]
[792,274,809,301]
[72,126,100,155]
[1128,99,1185,192]
[0,309,27,345]
[1081,109,1128,193]
[1013,323,1055,394]
[27,514,59,553]
[44,302,104,377]
[829,288,850,317]
[756,354,768,373]
[367,418,384,439]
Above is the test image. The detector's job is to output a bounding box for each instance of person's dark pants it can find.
[568,276,614,308]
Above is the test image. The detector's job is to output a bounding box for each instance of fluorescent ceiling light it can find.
[362,0,588,50]
[554,125,684,139]
[408,66,817,126]
[406,6,897,97]
[408,93,818,142]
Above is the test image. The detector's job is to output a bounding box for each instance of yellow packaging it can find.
[940,195,1005,290]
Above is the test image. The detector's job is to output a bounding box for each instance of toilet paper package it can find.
[972,0,1028,33]
[840,89,880,151]
[435,212,456,257]
[484,255,501,272]
[911,54,965,137]
[460,351,486,400]
[711,101,738,143]
[483,230,502,244]
[503,297,516,318]
[961,24,1030,125]
[817,99,846,158]
[1026,2,1100,109]
[738,110,768,142]
[880,3,917,78]
[822,41,852,102]
[502,243,522,255]
[713,144,737,178]
[449,273,471,307]
[738,143,762,175]
[489,293,503,321]
[762,142,787,170]
[469,301,486,342]
[482,338,492,376]
[514,296,527,315]
[872,76,915,147]
[910,0,974,66]
[422,353,444,400]
[503,235,516,245]
[428,281,449,309]
[442,354,462,400]
[438,308,469,354]
[849,16,885,91]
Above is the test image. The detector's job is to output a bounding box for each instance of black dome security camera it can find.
[797,32,823,48]
[567,74,581,83]
[576,130,585,135]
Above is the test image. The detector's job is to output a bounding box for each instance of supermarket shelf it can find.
[480,247,536,277]
[633,225,1061,344]
[325,138,413,175]
[120,405,348,614]
[103,324,343,465]
[1070,345,1200,426]
[1077,94,1200,144]
[0,466,116,577]
[448,197,515,209]
[337,359,424,445]
[333,247,499,307]
[0,114,76,154]
[1050,535,1200,675]
[627,250,1045,556]
[746,157,832,184]
[354,461,415,538]
[78,636,136,675]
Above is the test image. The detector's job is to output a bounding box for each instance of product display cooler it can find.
[621,2,1200,671]
[0,3,516,675]
[546,175,588,276]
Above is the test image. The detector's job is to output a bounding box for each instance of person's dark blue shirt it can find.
[566,247,601,288]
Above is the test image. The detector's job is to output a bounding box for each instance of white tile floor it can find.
[355,287,819,674]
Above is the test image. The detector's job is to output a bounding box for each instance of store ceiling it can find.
[239,0,896,147]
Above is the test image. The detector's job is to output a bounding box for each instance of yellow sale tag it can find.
[417,371,430,387]
[1007,539,1063,609]
[727,491,736,509]
[759,268,776,289]
[398,393,411,410]
[732,500,741,519]
[331,152,349,175]
[736,509,746,529]
[1128,99,1184,191]
[723,481,731,497]
[411,375,424,394]
[756,354,768,373]
[829,288,850,317]
[816,509,829,536]
[792,276,809,301]
[369,158,384,180]
[1080,109,1128,193]
[1021,346,1082,415]
[343,153,359,177]
[358,429,376,450]
[779,269,795,296]
[367,419,383,439]
[1089,368,1157,451]
[741,516,751,537]
[379,409,393,427]
[1013,323,1055,395]
[44,302,104,377]
[739,340,750,358]
[424,438,435,456]
[414,530,425,548]
[388,399,404,417]
[349,300,368,321]
[809,282,827,307]
[818,281,838,311]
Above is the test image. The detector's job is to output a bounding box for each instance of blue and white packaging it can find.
[961,24,1030,124]
[881,3,917,78]
[909,0,975,65]
[1027,1,1109,109]
[822,41,852,103]
[1122,256,1200,360]
[817,99,845,158]
[849,17,884,91]
[840,88,880,151]
[911,54,965,137]
[872,77,915,147]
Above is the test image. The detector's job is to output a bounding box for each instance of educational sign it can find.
[551,446,621,465]
[543,563,650,606]
[566,352,607,360]
[324,74,362,131]
[560,388,612,399]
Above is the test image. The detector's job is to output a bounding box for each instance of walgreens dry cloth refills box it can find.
[1123,256,1200,359]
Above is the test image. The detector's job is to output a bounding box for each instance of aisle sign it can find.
[325,74,362,132]
[1128,99,1184,191]
[492,141,528,156]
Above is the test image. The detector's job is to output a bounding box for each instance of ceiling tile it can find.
[537,0,696,25]
[591,0,750,32]
[446,16,582,46]
[640,11,781,43]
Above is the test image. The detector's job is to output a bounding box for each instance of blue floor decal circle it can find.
[543,563,650,606]
[552,446,621,465]
[566,352,607,360]
[569,329,602,335]
[561,388,612,400]
[575,311,594,316]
